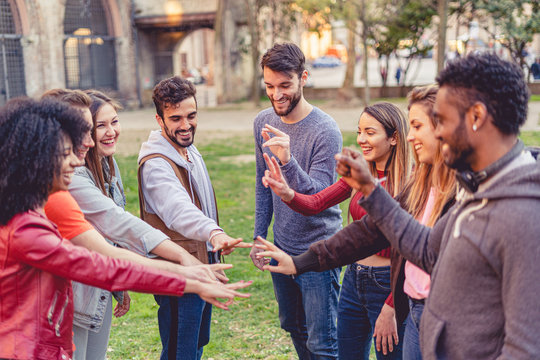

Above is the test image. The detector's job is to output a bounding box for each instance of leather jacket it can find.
[0,210,186,359]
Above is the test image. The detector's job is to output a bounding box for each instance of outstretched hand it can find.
[210,233,252,256]
[180,263,232,283]
[114,291,131,318]
[188,279,253,311]
[177,254,230,284]
[335,147,377,196]
[254,236,297,275]
[262,153,295,202]
[249,237,271,271]
[262,124,291,165]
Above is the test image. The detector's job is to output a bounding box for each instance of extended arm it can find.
[336,148,443,273]
[45,190,227,282]
[72,229,229,283]
[254,213,389,275]
[262,153,351,216]
[69,169,167,256]
[141,158,248,254]
[11,216,251,309]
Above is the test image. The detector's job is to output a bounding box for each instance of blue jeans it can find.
[270,258,340,360]
[403,298,424,360]
[155,253,215,360]
[337,264,405,360]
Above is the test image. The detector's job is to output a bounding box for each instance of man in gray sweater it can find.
[250,43,343,359]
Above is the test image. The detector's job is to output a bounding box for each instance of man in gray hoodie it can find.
[327,53,540,359]
[138,76,250,360]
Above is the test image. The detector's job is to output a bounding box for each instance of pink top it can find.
[403,187,436,300]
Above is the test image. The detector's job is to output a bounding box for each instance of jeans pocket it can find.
[371,270,391,291]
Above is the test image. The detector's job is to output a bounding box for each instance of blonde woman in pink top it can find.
[400,85,456,359]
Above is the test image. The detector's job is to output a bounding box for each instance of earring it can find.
[472,124,477,132]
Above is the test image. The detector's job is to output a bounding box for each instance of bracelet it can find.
[209,229,225,242]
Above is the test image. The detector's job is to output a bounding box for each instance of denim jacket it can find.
[69,157,169,331]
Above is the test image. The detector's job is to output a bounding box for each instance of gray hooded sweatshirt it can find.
[138,130,221,250]
[296,148,540,359]
[357,150,540,359]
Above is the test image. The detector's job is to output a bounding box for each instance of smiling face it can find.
[433,87,474,171]
[94,103,121,158]
[407,103,439,165]
[263,67,305,118]
[356,112,396,171]
[157,96,197,151]
[51,133,80,193]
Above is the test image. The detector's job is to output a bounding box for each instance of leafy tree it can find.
[296,0,378,105]
[475,0,540,81]
[373,0,437,89]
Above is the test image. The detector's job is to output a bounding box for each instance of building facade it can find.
[1,0,137,106]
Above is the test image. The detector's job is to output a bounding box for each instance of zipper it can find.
[55,295,70,337]
[47,292,58,326]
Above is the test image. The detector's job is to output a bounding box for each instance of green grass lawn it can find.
[108,130,540,359]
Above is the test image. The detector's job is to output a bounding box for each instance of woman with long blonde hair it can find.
[398,84,456,359]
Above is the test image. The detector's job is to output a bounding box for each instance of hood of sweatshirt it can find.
[138,129,203,169]
[470,153,540,202]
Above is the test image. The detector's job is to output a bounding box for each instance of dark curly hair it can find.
[260,43,306,79]
[152,76,197,119]
[0,97,90,225]
[436,52,529,135]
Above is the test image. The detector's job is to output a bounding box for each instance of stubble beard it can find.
[444,119,474,171]
[164,122,195,149]
[271,83,302,117]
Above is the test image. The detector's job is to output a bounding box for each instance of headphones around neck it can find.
[456,140,524,193]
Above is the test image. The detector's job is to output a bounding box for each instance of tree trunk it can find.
[214,0,227,104]
[360,0,370,106]
[338,23,358,104]
[246,0,261,107]
[437,0,448,74]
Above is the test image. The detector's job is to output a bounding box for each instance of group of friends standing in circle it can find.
[1,41,539,360]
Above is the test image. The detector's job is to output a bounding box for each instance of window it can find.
[0,0,26,106]
[63,0,117,90]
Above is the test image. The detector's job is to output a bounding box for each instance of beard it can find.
[163,122,196,149]
[442,118,474,171]
[270,83,302,117]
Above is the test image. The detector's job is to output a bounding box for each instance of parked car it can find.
[186,68,204,84]
[312,56,342,68]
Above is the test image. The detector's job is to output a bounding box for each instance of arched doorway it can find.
[63,0,117,90]
[173,28,216,107]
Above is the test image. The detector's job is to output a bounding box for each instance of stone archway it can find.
[172,28,216,107]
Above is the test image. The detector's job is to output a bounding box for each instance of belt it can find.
[409,297,425,305]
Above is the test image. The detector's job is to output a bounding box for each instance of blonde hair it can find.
[404,85,456,226]
[362,102,411,197]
